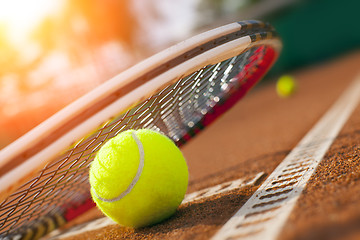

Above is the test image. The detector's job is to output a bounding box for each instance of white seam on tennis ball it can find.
[93,131,145,203]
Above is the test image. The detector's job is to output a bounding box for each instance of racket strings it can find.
[0,45,272,238]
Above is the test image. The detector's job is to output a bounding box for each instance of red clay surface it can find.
[53,50,360,239]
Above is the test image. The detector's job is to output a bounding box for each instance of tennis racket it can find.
[0,20,281,239]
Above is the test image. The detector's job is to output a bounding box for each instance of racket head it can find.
[0,20,281,239]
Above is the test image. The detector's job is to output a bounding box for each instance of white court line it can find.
[47,173,264,240]
[183,172,265,204]
[212,75,360,240]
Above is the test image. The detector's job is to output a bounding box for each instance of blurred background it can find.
[0,0,359,149]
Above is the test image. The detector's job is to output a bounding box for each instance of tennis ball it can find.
[276,75,297,98]
[89,129,188,228]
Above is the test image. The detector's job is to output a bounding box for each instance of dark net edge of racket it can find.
[0,24,280,239]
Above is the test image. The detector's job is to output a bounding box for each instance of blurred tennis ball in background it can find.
[276,75,297,98]
[89,129,188,228]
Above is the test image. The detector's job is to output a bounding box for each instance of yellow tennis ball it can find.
[276,75,297,98]
[89,129,188,228]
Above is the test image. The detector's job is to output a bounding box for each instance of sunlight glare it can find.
[0,0,63,45]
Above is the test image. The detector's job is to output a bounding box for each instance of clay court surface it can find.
[46,50,360,240]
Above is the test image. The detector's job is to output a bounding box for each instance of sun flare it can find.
[0,0,62,44]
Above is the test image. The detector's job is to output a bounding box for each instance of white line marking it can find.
[47,173,264,239]
[46,217,117,240]
[183,172,265,204]
[212,75,360,240]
